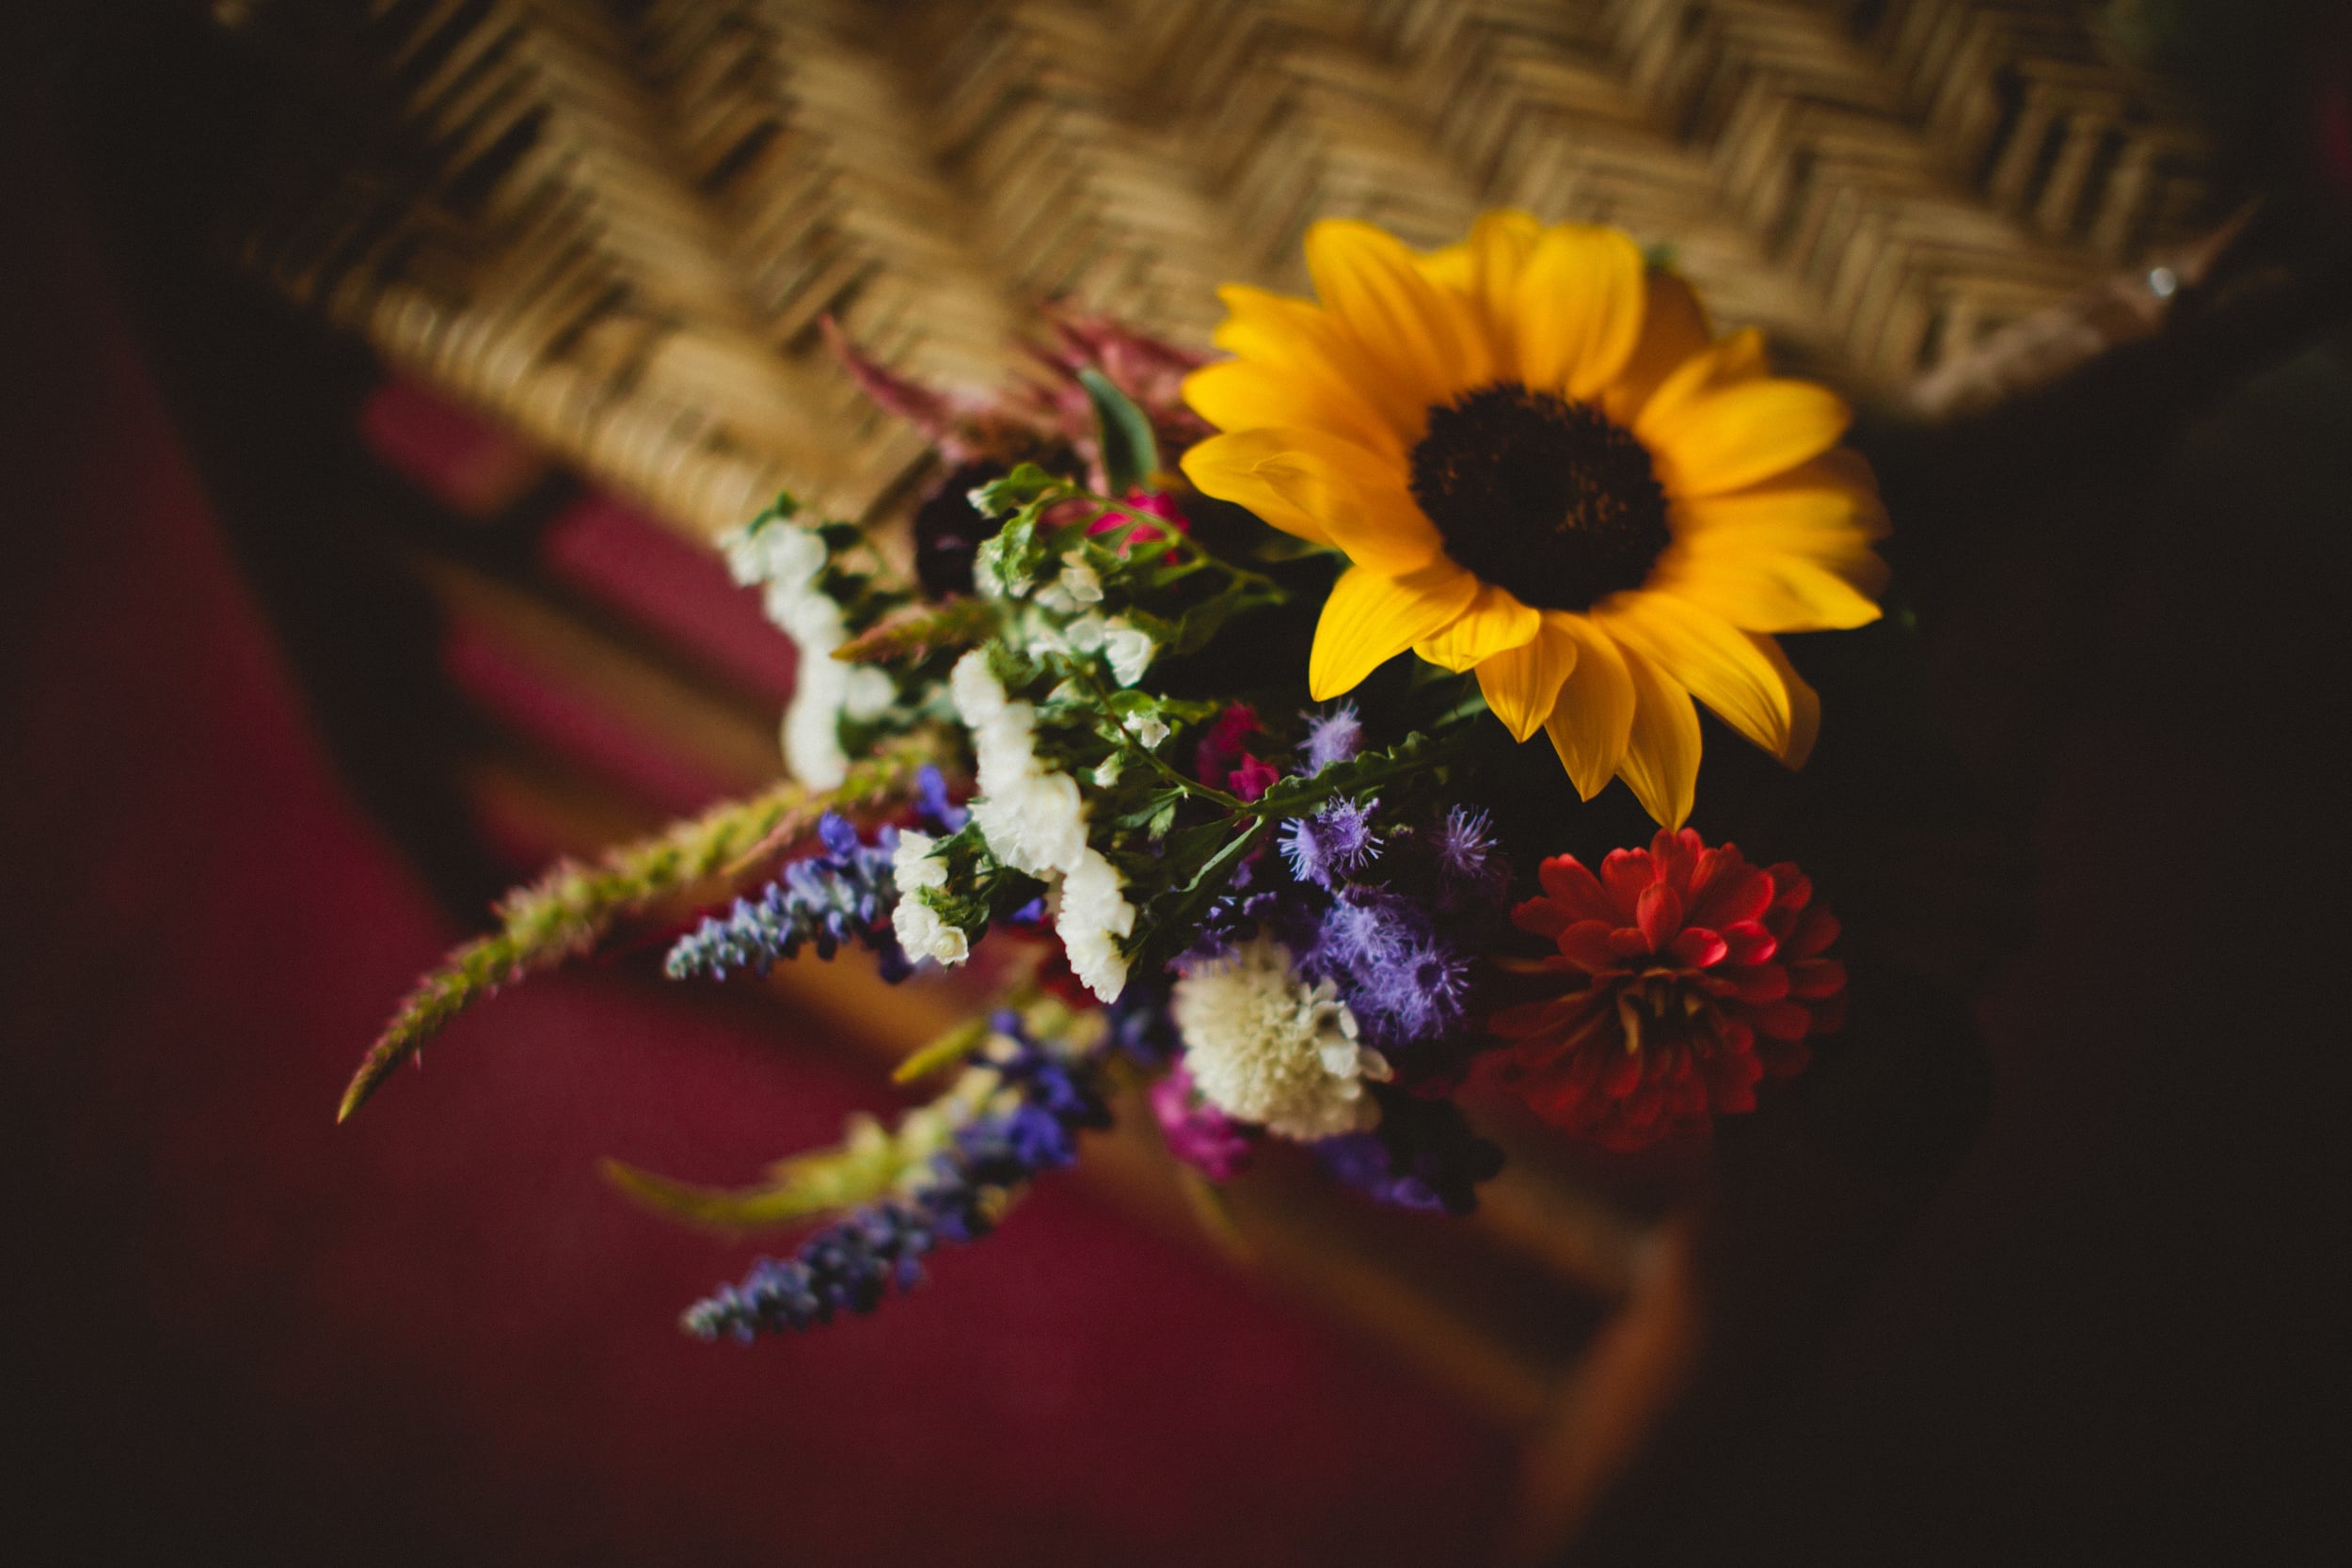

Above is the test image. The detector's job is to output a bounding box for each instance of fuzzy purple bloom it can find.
[1304,886,1475,1053]
[1348,935,1473,1046]
[1298,703,1363,775]
[1279,796,1382,888]
[1429,806,1501,891]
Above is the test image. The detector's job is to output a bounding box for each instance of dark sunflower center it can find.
[1407,383,1669,611]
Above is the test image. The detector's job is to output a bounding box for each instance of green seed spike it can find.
[337,738,945,1123]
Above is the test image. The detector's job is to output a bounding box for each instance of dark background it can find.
[6,3,2347,1563]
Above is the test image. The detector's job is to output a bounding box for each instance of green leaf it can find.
[602,1105,947,1234]
[1132,816,1268,977]
[971,462,1062,518]
[892,1014,993,1085]
[1077,368,1160,496]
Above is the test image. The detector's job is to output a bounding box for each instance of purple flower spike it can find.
[915,765,969,833]
[1279,797,1382,888]
[1298,703,1363,775]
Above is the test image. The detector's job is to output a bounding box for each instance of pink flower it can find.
[1151,1064,1254,1180]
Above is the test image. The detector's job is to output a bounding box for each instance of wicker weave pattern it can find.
[228,0,2207,536]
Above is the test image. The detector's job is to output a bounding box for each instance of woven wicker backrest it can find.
[224,0,2208,538]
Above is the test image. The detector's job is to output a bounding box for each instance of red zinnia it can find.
[1487,828,1846,1151]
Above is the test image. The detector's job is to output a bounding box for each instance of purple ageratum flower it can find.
[1349,933,1473,1048]
[1305,886,1475,1054]
[1314,1091,1503,1216]
[1428,806,1500,892]
[1279,796,1382,888]
[1313,885,1415,970]
[1298,702,1363,775]
[1151,1063,1255,1180]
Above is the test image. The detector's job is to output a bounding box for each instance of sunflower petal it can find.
[1462,209,1544,376]
[1181,430,1335,546]
[1305,220,1490,418]
[1690,449,1889,539]
[1614,643,1702,830]
[1652,537,1884,631]
[1601,269,1712,428]
[1635,327,1771,436]
[1475,614,1578,741]
[1747,633,1820,768]
[1182,426,1438,572]
[1542,613,1636,799]
[1243,426,1442,574]
[1183,359,1398,459]
[1511,224,1647,401]
[1310,561,1480,700]
[1415,583,1541,673]
[1645,376,1851,499]
[1211,284,1420,451]
[1596,592,1794,759]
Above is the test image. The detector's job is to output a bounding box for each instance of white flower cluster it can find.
[1169,935,1392,1140]
[939,649,1136,1001]
[993,547,1158,689]
[888,830,968,967]
[722,520,894,789]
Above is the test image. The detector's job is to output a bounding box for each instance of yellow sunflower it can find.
[1179,212,1888,828]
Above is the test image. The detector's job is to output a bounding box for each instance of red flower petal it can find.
[1691,863,1774,930]
[1599,847,1656,920]
[1489,995,1581,1038]
[1721,920,1778,966]
[1636,881,1685,953]
[1512,895,1574,938]
[1535,854,1615,922]
[1754,1002,1813,1041]
[1671,926,1729,967]
[1720,963,1790,1003]
[1767,864,1812,912]
[1789,906,1841,959]
[1601,1046,1645,1097]
[1556,920,1621,973]
[1789,958,1847,999]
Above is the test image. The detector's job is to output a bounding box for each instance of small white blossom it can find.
[949,650,1008,729]
[721,520,861,788]
[1170,935,1391,1140]
[888,832,968,966]
[970,770,1086,879]
[1123,710,1170,749]
[1102,618,1155,687]
[1092,756,1122,787]
[1056,847,1136,1002]
[1057,551,1104,604]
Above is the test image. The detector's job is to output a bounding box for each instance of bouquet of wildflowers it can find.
[349,213,1884,1341]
